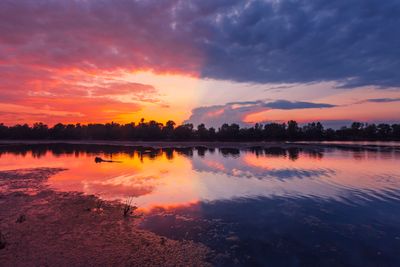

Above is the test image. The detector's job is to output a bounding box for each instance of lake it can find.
[1,142,400,266]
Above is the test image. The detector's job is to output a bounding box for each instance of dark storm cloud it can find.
[353,97,400,105]
[363,98,400,103]
[264,100,336,109]
[1,0,399,88]
[185,100,336,127]
[227,100,336,109]
[196,0,400,88]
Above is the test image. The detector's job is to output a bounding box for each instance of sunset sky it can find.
[1,0,399,128]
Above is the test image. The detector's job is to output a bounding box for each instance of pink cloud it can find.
[0,0,203,74]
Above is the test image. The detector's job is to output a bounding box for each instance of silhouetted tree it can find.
[364,124,377,139]
[0,120,398,141]
[174,123,193,140]
[287,120,300,140]
[377,123,391,139]
[218,123,240,140]
[196,123,208,140]
[208,127,217,140]
[263,123,286,140]
[392,124,400,139]
[303,122,324,140]
[162,120,176,140]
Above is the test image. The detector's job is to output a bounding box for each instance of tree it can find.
[0,120,398,141]
[364,124,377,139]
[287,120,300,140]
[218,123,240,140]
[392,124,400,140]
[162,120,175,140]
[196,123,208,140]
[303,122,324,140]
[264,123,286,140]
[377,123,391,139]
[174,123,193,140]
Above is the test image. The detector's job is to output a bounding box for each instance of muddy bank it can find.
[0,168,210,267]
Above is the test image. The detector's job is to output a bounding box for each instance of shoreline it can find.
[1,139,399,151]
[0,168,211,266]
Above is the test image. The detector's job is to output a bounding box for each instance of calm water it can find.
[1,143,400,266]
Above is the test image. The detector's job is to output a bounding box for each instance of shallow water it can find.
[1,143,400,266]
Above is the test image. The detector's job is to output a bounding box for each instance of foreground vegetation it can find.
[1,120,399,141]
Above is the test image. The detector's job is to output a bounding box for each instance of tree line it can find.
[0,120,399,141]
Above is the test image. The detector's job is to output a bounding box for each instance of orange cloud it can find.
[0,0,205,125]
[0,65,169,125]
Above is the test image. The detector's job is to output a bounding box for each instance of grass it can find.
[123,197,138,217]
[0,231,6,249]
[16,214,26,223]
[95,199,104,211]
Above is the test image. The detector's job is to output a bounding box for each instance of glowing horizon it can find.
[1,1,399,127]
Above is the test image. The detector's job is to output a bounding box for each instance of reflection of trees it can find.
[307,150,324,160]
[247,147,323,161]
[352,151,367,161]
[149,149,163,160]
[196,146,207,158]
[0,144,397,162]
[288,148,300,161]
[31,148,47,158]
[163,148,174,160]
[219,148,240,158]
[249,146,286,157]
[175,147,194,157]
[137,148,163,161]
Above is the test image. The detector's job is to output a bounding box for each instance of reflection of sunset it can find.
[50,152,202,209]
[242,150,400,191]
[202,160,226,171]
[1,146,400,210]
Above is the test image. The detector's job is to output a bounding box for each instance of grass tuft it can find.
[16,214,26,223]
[0,231,6,249]
[123,197,138,217]
[95,199,104,211]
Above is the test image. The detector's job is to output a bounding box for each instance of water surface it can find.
[1,143,400,266]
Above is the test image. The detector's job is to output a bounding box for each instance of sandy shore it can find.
[0,168,210,267]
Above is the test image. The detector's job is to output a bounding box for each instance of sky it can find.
[0,0,399,128]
